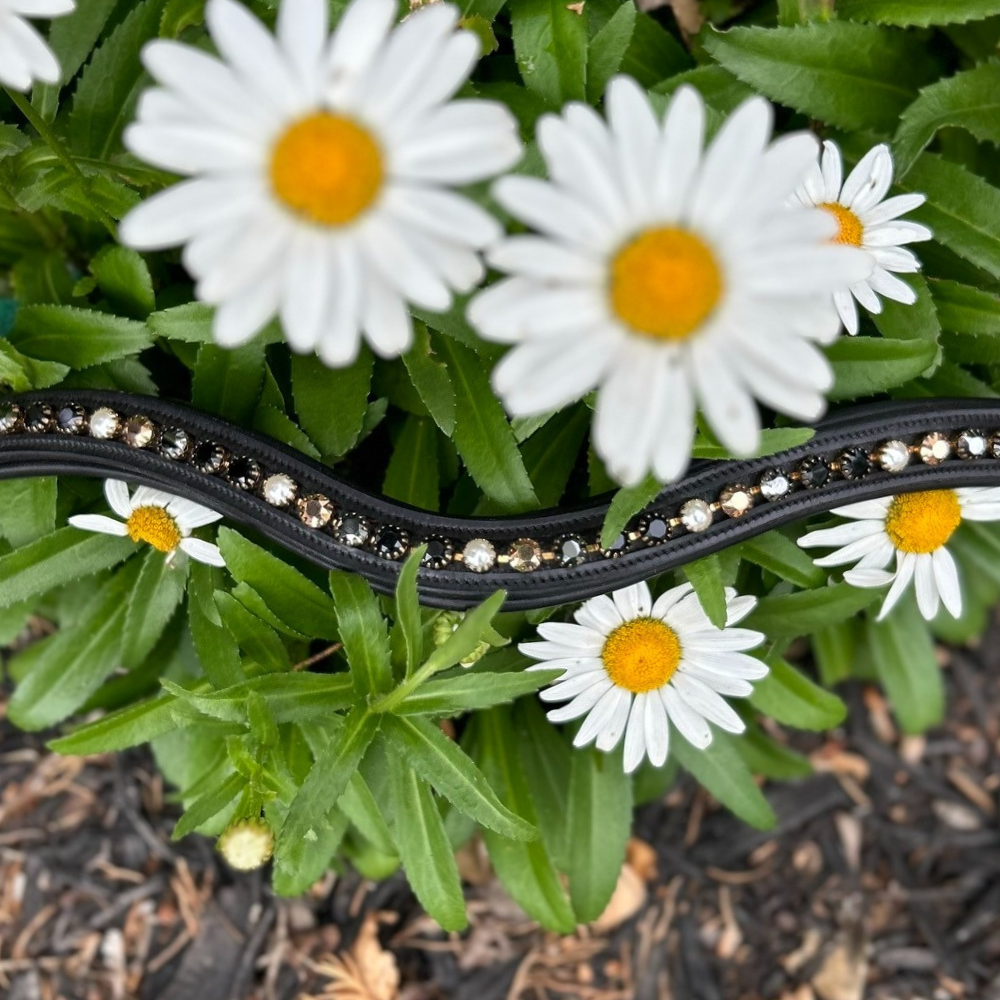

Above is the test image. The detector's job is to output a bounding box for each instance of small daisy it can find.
[119,0,520,365]
[468,77,872,487]
[0,0,74,92]
[793,141,932,335]
[520,581,766,773]
[69,480,226,567]
[798,487,1000,621]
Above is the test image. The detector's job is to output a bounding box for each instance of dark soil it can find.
[2,624,1000,1000]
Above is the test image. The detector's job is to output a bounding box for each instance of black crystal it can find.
[24,403,53,433]
[838,448,871,480]
[638,514,670,544]
[55,403,87,434]
[227,456,261,490]
[192,441,228,475]
[604,532,628,557]
[797,456,830,489]
[421,537,454,570]
[335,513,370,547]
[375,526,409,560]
[159,426,191,460]
[555,535,587,567]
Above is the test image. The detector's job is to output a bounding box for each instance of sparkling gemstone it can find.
[758,468,790,501]
[192,441,228,475]
[335,513,371,547]
[555,535,587,567]
[0,402,21,434]
[603,532,628,557]
[919,432,950,465]
[24,403,53,433]
[719,485,753,518]
[991,432,1000,460]
[956,429,988,460]
[838,448,871,480]
[638,514,670,544]
[159,426,191,460]
[297,493,334,527]
[508,538,542,573]
[89,407,119,440]
[55,403,86,434]
[262,473,297,507]
[421,536,454,570]
[228,456,261,490]
[124,414,156,448]
[375,526,409,560]
[680,498,712,533]
[797,456,830,489]
[462,538,496,573]
[879,440,910,473]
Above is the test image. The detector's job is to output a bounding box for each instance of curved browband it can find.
[1,390,999,610]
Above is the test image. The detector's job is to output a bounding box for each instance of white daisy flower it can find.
[0,0,74,92]
[119,0,520,365]
[794,140,932,335]
[68,479,226,567]
[467,77,872,487]
[798,487,1000,622]
[520,580,766,773]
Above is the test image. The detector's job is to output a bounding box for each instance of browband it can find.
[1,390,998,610]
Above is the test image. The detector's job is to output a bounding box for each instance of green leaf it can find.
[188,561,244,689]
[868,594,944,734]
[383,415,440,511]
[388,758,467,931]
[812,621,858,686]
[329,572,393,695]
[672,730,776,829]
[510,0,588,106]
[252,405,322,460]
[147,302,216,343]
[192,342,266,426]
[393,548,424,678]
[433,335,538,512]
[702,22,936,134]
[0,527,134,609]
[381,714,534,840]
[749,655,847,730]
[49,693,188,755]
[0,478,57,548]
[402,323,456,436]
[744,582,881,637]
[586,0,635,102]
[735,721,812,780]
[276,708,380,863]
[517,405,589,510]
[691,425,815,460]
[932,279,1000,337]
[8,561,139,730]
[68,0,166,160]
[683,555,727,629]
[121,550,188,668]
[9,305,153,368]
[565,746,632,923]
[340,771,395,857]
[740,532,826,589]
[0,339,69,392]
[653,64,755,114]
[395,668,558,715]
[837,0,1000,26]
[12,250,74,305]
[472,707,575,931]
[88,246,156,319]
[420,590,507,676]
[893,64,1000,177]
[215,592,291,674]
[826,335,938,400]
[173,772,244,840]
[218,528,339,639]
[291,351,373,461]
[601,475,660,549]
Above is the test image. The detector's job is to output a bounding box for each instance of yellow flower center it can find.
[820,202,864,247]
[217,819,275,871]
[126,505,182,553]
[601,617,682,693]
[269,112,384,226]
[609,227,723,341]
[885,490,962,554]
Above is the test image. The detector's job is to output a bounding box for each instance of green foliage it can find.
[836,0,1000,27]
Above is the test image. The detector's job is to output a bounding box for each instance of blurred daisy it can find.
[69,479,226,567]
[794,141,932,335]
[119,0,520,365]
[798,487,1000,621]
[468,77,872,486]
[520,581,766,773]
[0,0,74,92]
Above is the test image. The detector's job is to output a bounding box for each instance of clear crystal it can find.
[680,498,712,533]
[262,473,297,507]
[879,440,910,473]
[56,404,86,434]
[336,514,370,547]
[124,415,155,448]
[159,426,190,460]
[508,538,541,573]
[758,469,790,500]
[956,429,987,460]
[919,432,950,465]
[719,485,752,519]
[89,407,119,439]
[297,494,334,528]
[555,536,587,566]
[463,538,496,573]
[0,402,21,434]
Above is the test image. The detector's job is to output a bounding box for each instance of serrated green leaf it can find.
[744,582,881,636]
[191,341,266,426]
[291,350,373,461]
[0,478,56,548]
[215,591,291,674]
[420,590,507,676]
[653,64,755,113]
[121,549,188,668]
[395,668,557,715]
[147,302,216,343]
[393,548,424,679]
[702,22,936,134]
[510,0,588,106]
[749,655,847,730]
[173,771,244,840]
[88,246,156,319]
[601,474,660,549]
[586,1,635,102]
[0,338,68,391]
[402,323,456,436]
[329,572,392,695]
[932,278,1000,339]
[252,405,322,460]
[691,425,815,460]
[826,334,938,400]
[740,531,825,589]
[683,555,727,629]
[49,693,189,755]
[837,0,1000,26]
[188,561,244,688]
[383,415,439,511]
[9,305,152,368]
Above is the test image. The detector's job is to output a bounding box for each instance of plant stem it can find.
[371,661,439,714]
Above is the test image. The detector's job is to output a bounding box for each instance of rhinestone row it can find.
[0,400,991,575]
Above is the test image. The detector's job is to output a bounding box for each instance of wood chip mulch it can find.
[2,623,1000,1000]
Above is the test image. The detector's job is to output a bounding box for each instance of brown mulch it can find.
[2,624,1000,1000]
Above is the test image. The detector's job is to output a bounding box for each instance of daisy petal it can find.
[68,514,129,537]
